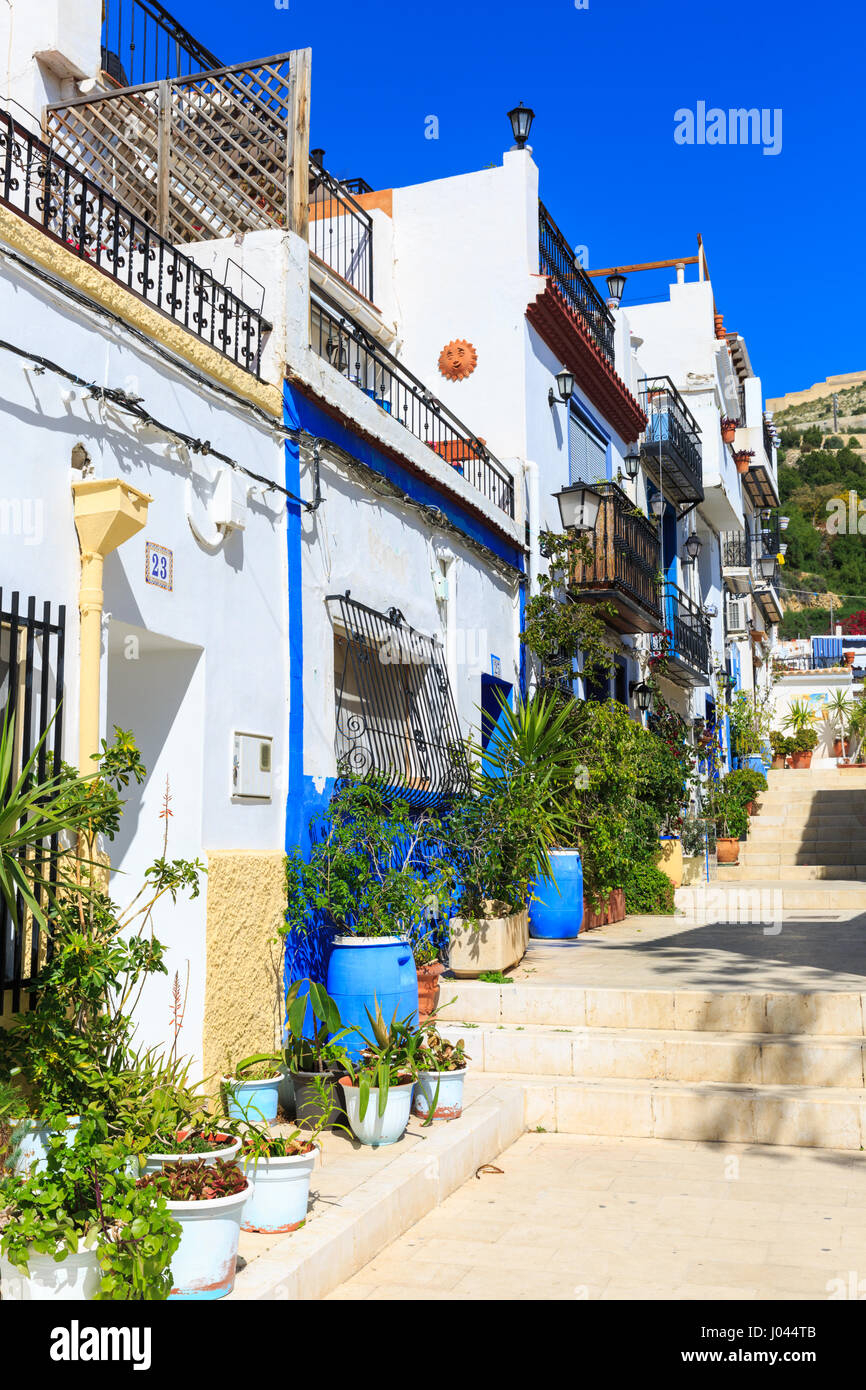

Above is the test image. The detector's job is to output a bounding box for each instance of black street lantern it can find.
[555,483,602,534]
[758,552,778,581]
[623,446,641,480]
[631,680,653,714]
[684,531,703,563]
[547,368,574,408]
[508,103,535,149]
[606,271,627,307]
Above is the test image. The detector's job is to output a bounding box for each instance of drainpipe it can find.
[523,459,540,695]
[72,479,152,773]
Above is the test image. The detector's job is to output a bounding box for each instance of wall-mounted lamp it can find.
[623,447,641,480]
[649,493,665,519]
[629,680,654,714]
[548,368,575,409]
[606,271,627,309]
[758,552,778,581]
[554,483,602,534]
[684,530,703,563]
[507,103,535,149]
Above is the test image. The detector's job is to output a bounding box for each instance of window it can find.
[568,406,608,485]
[329,593,470,806]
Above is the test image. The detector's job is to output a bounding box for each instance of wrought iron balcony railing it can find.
[309,155,374,301]
[311,288,515,519]
[721,529,752,569]
[570,481,662,633]
[101,0,221,87]
[538,201,615,366]
[653,581,711,680]
[639,377,703,507]
[763,418,775,465]
[0,112,271,377]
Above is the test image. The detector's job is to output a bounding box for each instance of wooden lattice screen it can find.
[44,49,310,246]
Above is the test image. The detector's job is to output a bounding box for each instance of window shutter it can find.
[568,408,607,484]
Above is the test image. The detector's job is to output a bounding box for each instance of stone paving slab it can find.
[325,1132,866,1301]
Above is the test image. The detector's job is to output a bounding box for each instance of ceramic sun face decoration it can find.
[438,339,478,381]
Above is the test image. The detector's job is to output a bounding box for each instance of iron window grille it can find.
[311,288,515,518]
[721,529,752,569]
[0,592,66,1012]
[0,111,272,378]
[328,593,470,807]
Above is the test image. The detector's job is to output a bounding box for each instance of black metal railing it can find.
[101,0,221,87]
[311,289,515,518]
[0,112,271,377]
[309,156,374,301]
[572,481,661,624]
[538,201,615,366]
[342,178,374,197]
[655,581,710,677]
[328,593,470,807]
[639,377,703,505]
[1,592,66,1013]
[763,418,775,464]
[721,529,752,569]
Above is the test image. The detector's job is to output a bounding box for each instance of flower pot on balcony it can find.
[791,750,813,769]
[734,454,751,475]
[721,424,736,445]
[844,651,855,667]
[716,837,740,864]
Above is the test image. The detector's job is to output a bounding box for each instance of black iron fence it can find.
[0,592,66,1013]
[721,529,752,569]
[639,377,703,504]
[309,155,374,301]
[328,593,470,807]
[571,480,662,623]
[101,0,221,87]
[657,581,710,676]
[0,111,271,377]
[538,202,615,366]
[311,289,515,518]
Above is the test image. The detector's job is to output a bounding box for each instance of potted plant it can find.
[338,1002,421,1148]
[733,448,755,474]
[0,1120,180,1301]
[712,791,747,863]
[783,701,819,768]
[137,1158,250,1300]
[283,782,453,1059]
[411,1025,470,1122]
[769,730,791,769]
[721,417,739,444]
[825,690,853,757]
[244,979,352,1130]
[412,934,445,1021]
[140,1126,241,1178]
[724,766,767,818]
[221,1056,284,1125]
[239,1097,330,1235]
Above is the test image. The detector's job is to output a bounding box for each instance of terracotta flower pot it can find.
[608,888,626,923]
[790,750,813,769]
[416,961,444,1019]
[581,897,609,930]
[844,651,855,666]
[833,738,852,758]
[771,756,786,770]
[735,457,750,475]
[716,837,740,864]
[722,426,736,445]
[746,800,758,816]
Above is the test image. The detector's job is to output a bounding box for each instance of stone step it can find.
[676,879,866,912]
[752,811,866,827]
[437,981,866,1035]
[486,1073,866,1150]
[766,769,866,788]
[739,849,866,866]
[718,864,866,881]
[441,1022,866,1087]
[747,825,866,845]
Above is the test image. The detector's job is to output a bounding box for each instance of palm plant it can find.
[783,700,818,737]
[824,690,853,735]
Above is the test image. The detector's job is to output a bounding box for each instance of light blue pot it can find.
[240,1149,317,1233]
[412,1068,466,1120]
[12,1118,80,1175]
[341,1080,414,1147]
[166,1184,251,1301]
[222,1075,281,1124]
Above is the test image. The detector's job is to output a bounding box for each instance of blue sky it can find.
[170,0,864,400]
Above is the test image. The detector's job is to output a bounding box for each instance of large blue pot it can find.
[529,849,583,939]
[326,936,418,1062]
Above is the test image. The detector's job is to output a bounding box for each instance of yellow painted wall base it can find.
[658,837,684,889]
[202,851,287,1082]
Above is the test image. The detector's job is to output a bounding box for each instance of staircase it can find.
[439,982,866,1150]
[719,766,866,882]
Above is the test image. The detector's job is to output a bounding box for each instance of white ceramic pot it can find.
[0,1240,100,1300]
[140,1135,240,1177]
[412,1067,467,1120]
[341,1079,414,1147]
[12,1117,81,1176]
[165,1182,251,1301]
[240,1148,317,1233]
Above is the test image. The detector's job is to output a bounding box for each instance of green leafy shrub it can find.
[724,767,767,809]
[622,862,675,915]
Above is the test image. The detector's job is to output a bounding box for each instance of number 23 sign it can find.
[145,541,173,591]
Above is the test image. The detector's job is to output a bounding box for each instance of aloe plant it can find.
[341,999,423,1122]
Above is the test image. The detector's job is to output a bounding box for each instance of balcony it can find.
[309,154,374,302]
[651,582,711,685]
[639,378,703,508]
[538,202,615,366]
[569,481,662,634]
[0,111,271,376]
[721,528,752,593]
[310,288,515,519]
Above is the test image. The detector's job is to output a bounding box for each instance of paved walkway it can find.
[325,1131,866,1301]
[502,908,866,992]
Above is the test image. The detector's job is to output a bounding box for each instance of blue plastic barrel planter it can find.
[326,936,419,1062]
[529,849,583,939]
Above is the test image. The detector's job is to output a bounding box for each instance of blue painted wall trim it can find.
[289,386,524,574]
